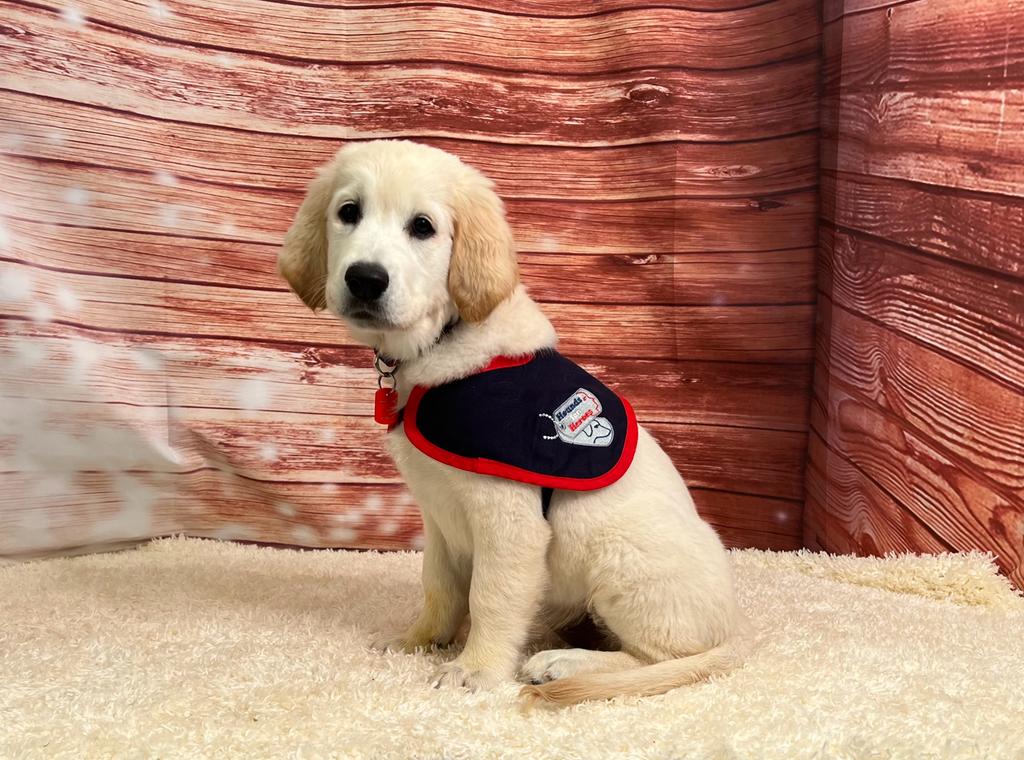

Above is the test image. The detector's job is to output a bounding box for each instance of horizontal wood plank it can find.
[1,471,801,554]
[822,172,1024,278]
[0,155,818,254]
[50,0,820,74]
[248,0,772,13]
[806,431,953,556]
[822,227,1024,391]
[1,4,819,144]
[823,89,1024,198]
[823,0,1024,90]
[0,393,807,499]
[3,218,817,306]
[822,385,1024,586]
[822,300,1024,494]
[0,260,815,362]
[0,91,819,199]
[0,326,812,430]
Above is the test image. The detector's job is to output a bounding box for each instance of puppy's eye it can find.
[338,202,361,225]
[409,215,435,240]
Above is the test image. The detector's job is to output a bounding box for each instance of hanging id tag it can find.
[374,387,399,426]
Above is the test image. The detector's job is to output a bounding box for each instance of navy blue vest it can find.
[398,351,638,513]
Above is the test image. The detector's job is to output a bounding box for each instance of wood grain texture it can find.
[805,432,952,556]
[811,0,1024,588]
[2,325,812,431]
[3,218,816,306]
[1,91,819,199]
[1,0,819,554]
[0,155,817,254]
[821,301,1024,495]
[0,4,819,145]
[822,227,1024,391]
[822,172,1024,278]
[1,259,815,362]
[47,0,820,73]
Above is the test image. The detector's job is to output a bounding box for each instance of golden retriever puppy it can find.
[278,140,748,705]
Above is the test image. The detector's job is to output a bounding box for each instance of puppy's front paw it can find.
[431,661,502,692]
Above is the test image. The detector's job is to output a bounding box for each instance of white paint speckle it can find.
[329,527,357,543]
[61,6,86,26]
[67,338,103,380]
[536,235,560,253]
[9,338,46,368]
[214,53,235,66]
[235,378,270,410]
[211,524,250,541]
[320,483,338,494]
[30,303,53,324]
[0,267,33,302]
[274,501,297,518]
[149,0,172,19]
[319,428,336,443]
[154,170,178,187]
[46,130,67,146]
[410,533,425,551]
[363,494,383,513]
[331,511,362,526]
[63,186,90,206]
[219,219,238,236]
[291,525,318,545]
[159,205,182,227]
[379,521,399,535]
[131,348,165,371]
[258,443,279,462]
[55,285,80,311]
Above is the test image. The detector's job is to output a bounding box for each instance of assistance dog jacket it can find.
[398,350,638,513]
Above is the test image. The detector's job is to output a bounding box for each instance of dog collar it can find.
[372,319,459,425]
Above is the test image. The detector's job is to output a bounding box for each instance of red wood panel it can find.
[2,323,812,431]
[811,0,1024,587]
[3,218,816,306]
[0,4,819,144]
[821,227,1024,391]
[823,172,1024,278]
[0,155,817,254]
[55,0,820,74]
[1,0,819,555]
[1,260,815,362]
[1,91,820,199]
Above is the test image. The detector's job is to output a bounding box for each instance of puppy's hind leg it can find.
[520,648,643,685]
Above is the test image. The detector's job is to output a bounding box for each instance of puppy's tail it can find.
[519,635,751,707]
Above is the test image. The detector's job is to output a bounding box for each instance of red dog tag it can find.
[374,387,399,426]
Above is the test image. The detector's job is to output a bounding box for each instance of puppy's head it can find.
[278,140,519,350]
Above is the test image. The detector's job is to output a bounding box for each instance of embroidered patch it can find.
[541,388,615,447]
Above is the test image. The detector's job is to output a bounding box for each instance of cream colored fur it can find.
[279,140,748,705]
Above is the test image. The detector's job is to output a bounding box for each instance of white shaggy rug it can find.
[2,538,1023,760]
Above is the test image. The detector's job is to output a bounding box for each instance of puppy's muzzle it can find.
[345,262,390,302]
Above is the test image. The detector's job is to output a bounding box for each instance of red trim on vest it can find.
[401,366,639,491]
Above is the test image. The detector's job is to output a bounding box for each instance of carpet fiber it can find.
[2,537,1023,759]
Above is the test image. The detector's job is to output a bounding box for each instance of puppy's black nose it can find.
[345,262,389,302]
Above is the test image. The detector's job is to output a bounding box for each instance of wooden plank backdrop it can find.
[808,0,1024,587]
[0,0,820,558]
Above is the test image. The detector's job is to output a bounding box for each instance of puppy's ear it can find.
[278,169,334,311]
[448,176,519,322]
